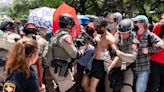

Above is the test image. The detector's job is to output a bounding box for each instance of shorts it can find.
[89,59,106,79]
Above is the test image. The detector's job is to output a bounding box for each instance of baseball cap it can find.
[131,15,148,24]
[23,23,38,35]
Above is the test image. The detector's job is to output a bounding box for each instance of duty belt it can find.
[51,59,69,77]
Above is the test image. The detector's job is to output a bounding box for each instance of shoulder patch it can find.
[3,82,16,92]
[64,36,72,45]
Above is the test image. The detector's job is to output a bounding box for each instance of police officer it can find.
[0,21,21,50]
[48,13,87,92]
[108,19,139,92]
[23,23,49,71]
[23,23,50,91]
[0,21,21,88]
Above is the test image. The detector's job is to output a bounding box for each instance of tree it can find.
[6,0,164,20]
[9,0,65,20]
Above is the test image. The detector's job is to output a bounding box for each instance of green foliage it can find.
[8,0,65,20]
[0,6,11,14]
[4,0,164,21]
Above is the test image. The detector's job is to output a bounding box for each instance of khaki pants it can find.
[49,66,75,92]
[121,68,134,92]
[105,73,113,92]
[43,67,56,92]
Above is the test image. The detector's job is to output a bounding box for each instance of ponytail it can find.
[5,38,38,78]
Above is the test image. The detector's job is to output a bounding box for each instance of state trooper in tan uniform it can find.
[108,19,139,92]
[0,21,21,88]
[47,13,87,92]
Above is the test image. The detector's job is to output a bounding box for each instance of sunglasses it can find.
[134,21,139,24]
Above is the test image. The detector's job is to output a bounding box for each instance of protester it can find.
[3,6,164,92]
[2,38,46,92]
[148,13,164,92]
[82,17,118,92]
[132,15,164,92]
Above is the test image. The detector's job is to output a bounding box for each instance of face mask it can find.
[87,30,94,37]
[97,29,104,34]
[132,26,139,32]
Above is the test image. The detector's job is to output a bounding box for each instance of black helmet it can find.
[59,13,75,26]
[0,21,15,31]
[94,17,108,31]
[117,19,133,33]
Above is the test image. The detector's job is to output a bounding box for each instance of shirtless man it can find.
[84,17,118,92]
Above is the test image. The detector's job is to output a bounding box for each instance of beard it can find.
[97,30,104,34]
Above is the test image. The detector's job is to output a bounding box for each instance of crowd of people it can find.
[0,12,164,92]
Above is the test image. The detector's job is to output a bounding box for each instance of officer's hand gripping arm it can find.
[108,56,120,72]
[116,48,138,63]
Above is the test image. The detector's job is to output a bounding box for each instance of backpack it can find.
[0,33,12,65]
[0,32,20,91]
[0,32,20,66]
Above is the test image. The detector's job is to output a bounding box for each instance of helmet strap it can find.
[120,34,123,45]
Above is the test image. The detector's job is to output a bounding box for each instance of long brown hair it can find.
[5,38,38,78]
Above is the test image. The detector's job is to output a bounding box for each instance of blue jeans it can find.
[136,71,150,92]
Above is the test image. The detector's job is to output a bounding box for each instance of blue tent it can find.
[85,15,98,22]
[77,15,90,26]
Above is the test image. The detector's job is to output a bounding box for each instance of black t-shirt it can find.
[3,67,40,92]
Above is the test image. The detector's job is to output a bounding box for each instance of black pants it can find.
[147,61,164,92]
[68,63,85,92]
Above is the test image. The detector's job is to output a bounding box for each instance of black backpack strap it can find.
[160,21,164,38]
[148,33,152,47]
